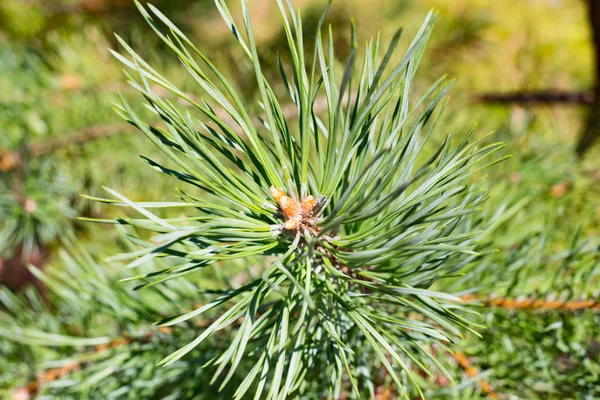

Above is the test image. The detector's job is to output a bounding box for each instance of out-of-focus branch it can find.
[477,0,600,156]
[13,320,193,399]
[13,328,170,400]
[0,123,135,173]
[15,307,255,398]
[476,90,594,105]
[28,122,135,156]
[577,0,600,156]
[16,291,597,398]
[453,351,498,399]
[461,295,600,312]
[0,93,347,173]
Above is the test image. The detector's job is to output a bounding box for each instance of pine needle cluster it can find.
[81,1,504,397]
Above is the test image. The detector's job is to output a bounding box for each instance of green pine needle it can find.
[96,1,502,397]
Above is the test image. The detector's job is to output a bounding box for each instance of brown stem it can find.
[476,90,593,105]
[0,122,136,174]
[577,0,600,156]
[461,295,600,312]
[453,351,498,399]
[0,93,347,173]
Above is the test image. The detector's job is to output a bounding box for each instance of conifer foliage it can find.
[83,1,504,397]
[2,1,510,398]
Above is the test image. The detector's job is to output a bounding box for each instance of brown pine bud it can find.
[279,195,301,219]
[301,195,316,215]
[269,186,286,203]
[283,219,300,230]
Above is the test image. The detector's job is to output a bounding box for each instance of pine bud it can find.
[301,195,316,216]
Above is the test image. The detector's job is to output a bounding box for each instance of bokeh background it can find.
[1,0,599,398]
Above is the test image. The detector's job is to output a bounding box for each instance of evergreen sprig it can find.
[83,1,504,398]
[0,235,235,399]
[1,225,597,398]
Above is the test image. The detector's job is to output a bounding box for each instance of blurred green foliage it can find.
[0,0,599,398]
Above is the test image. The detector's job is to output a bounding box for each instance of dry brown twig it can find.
[476,90,594,106]
[461,295,600,312]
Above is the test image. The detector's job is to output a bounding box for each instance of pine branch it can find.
[24,292,584,397]
[17,319,511,399]
[85,2,502,396]
[4,1,506,397]
[15,334,145,398]
[14,319,208,398]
